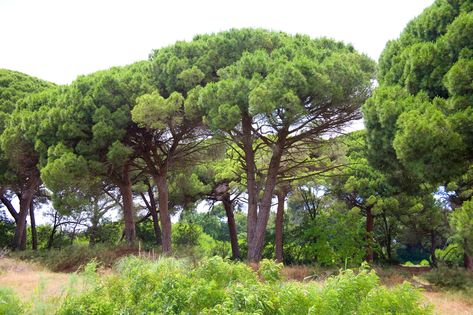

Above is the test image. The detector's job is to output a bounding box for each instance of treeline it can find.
[1,0,472,268]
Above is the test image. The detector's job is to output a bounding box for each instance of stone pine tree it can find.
[363,0,473,269]
[37,62,152,244]
[188,30,375,261]
[131,29,299,253]
[0,69,55,249]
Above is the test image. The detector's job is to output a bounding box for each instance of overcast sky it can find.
[1,0,434,85]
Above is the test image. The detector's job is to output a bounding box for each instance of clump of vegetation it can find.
[0,287,23,315]
[54,257,431,315]
[423,266,473,289]
[10,244,138,272]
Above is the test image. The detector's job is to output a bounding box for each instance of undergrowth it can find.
[53,257,431,315]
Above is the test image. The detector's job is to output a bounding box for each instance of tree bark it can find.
[430,230,437,267]
[13,192,34,250]
[242,114,258,252]
[30,200,37,250]
[155,173,172,253]
[365,207,374,263]
[275,191,286,263]
[47,226,57,250]
[222,193,240,260]
[464,239,473,271]
[248,140,285,262]
[116,163,136,244]
[89,207,99,246]
[147,185,162,246]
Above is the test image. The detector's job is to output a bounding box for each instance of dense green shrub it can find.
[172,222,203,246]
[435,243,464,266]
[0,219,15,248]
[0,287,23,315]
[423,266,473,289]
[284,207,366,266]
[57,256,431,315]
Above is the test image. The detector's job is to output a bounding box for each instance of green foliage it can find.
[365,0,473,186]
[423,266,473,289]
[56,256,430,315]
[435,243,464,266]
[0,287,23,315]
[451,200,473,255]
[259,259,283,283]
[0,217,15,248]
[285,200,366,266]
[172,222,202,246]
[358,283,431,315]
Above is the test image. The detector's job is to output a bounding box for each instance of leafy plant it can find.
[0,287,23,315]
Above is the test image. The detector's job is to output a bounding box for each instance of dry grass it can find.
[0,258,77,300]
[423,291,473,315]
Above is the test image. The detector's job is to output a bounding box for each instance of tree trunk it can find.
[13,193,33,250]
[365,207,374,263]
[30,200,37,250]
[464,239,473,271]
[222,193,240,260]
[89,210,99,246]
[47,225,57,250]
[242,114,258,252]
[430,230,437,267]
[155,173,172,254]
[148,185,162,246]
[248,141,285,262]
[382,212,392,261]
[47,212,58,249]
[275,191,286,263]
[117,164,136,244]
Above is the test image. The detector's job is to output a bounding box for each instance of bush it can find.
[423,265,473,289]
[172,222,202,246]
[435,243,463,267]
[0,219,15,248]
[259,259,283,283]
[0,287,23,315]
[57,256,431,315]
[10,244,137,272]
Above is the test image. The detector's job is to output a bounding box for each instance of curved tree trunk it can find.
[275,191,286,263]
[222,193,240,260]
[155,173,172,254]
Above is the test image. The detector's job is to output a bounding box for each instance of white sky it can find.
[1,0,434,85]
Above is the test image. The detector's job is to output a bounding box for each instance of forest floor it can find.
[1,257,472,314]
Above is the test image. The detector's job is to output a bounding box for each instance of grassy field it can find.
[0,256,472,314]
